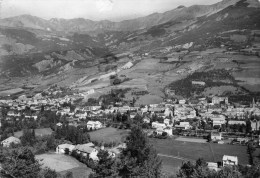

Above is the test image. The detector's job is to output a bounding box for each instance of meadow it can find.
[89,127,129,145]
[36,153,92,178]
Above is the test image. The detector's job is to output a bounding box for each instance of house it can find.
[223,155,238,166]
[211,132,222,141]
[152,122,166,129]
[212,97,228,105]
[211,115,226,126]
[87,121,102,130]
[121,61,133,70]
[164,119,171,126]
[1,136,21,147]
[175,122,191,130]
[74,143,99,161]
[179,100,186,105]
[228,121,246,125]
[56,144,75,154]
[143,116,151,123]
[251,120,260,131]
[56,122,62,127]
[156,127,173,136]
[164,108,173,117]
[207,162,219,171]
[192,81,206,86]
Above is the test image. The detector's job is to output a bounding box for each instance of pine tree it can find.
[90,150,118,178]
[118,125,162,177]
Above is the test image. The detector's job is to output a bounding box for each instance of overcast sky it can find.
[0,0,222,21]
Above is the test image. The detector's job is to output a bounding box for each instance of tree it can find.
[1,147,41,178]
[63,171,73,178]
[38,167,58,178]
[247,142,256,165]
[118,125,162,177]
[64,148,70,155]
[90,150,117,178]
[246,120,252,134]
[20,129,36,146]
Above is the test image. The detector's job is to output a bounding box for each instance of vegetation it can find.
[90,125,162,177]
[168,69,237,98]
[0,147,57,178]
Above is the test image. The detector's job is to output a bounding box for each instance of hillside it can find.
[0,0,242,32]
[0,0,259,101]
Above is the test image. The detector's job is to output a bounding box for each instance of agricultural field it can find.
[150,138,259,166]
[36,153,92,178]
[89,127,129,145]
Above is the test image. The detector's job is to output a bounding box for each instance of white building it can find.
[152,122,166,129]
[211,132,222,141]
[1,136,21,147]
[121,61,133,70]
[56,144,75,154]
[212,115,226,126]
[175,122,191,130]
[74,143,99,161]
[87,121,102,130]
[223,155,238,166]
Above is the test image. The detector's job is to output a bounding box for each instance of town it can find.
[1,84,260,177]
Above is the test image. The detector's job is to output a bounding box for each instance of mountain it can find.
[0,0,245,32]
[0,0,260,97]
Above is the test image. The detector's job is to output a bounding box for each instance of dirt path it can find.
[208,143,216,162]
[158,153,195,162]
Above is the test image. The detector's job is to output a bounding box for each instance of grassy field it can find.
[89,127,129,144]
[160,156,184,177]
[150,138,260,176]
[150,138,255,165]
[36,153,92,178]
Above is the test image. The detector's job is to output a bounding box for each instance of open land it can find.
[89,127,129,144]
[36,153,92,178]
[150,138,260,166]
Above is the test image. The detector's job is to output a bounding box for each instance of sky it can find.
[0,0,222,21]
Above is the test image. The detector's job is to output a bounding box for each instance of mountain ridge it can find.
[0,0,249,32]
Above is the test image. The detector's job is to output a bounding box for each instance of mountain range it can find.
[0,0,260,99]
[0,0,254,32]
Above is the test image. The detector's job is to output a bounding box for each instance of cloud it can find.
[96,0,114,13]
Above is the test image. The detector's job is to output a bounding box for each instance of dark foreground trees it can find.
[0,147,57,178]
[90,124,162,178]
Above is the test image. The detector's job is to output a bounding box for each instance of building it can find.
[1,136,21,147]
[121,61,133,69]
[207,162,219,171]
[87,121,102,130]
[228,121,246,125]
[192,81,206,86]
[74,143,99,161]
[212,97,228,105]
[223,155,238,166]
[251,120,260,131]
[211,132,222,141]
[152,122,166,129]
[56,144,75,154]
[179,99,186,105]
[175,122,191,130]
[211,115,226,126]
[143,116,151,123]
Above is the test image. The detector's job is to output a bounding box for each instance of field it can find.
[150,138,260,175]
[160,156,184,177]
[175,137,207,143]
[36,153,92,178]
[89,127,129,144]
[150,138,251,164]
